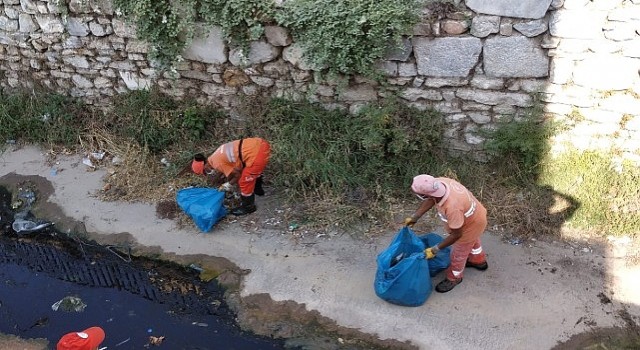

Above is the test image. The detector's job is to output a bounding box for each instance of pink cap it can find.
[411,174,446,198]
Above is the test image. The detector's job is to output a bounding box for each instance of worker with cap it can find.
[192,137,271,216]
[57,326,105,350]
[404,174,488,293]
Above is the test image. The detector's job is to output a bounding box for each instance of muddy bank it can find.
[0,174,412,349]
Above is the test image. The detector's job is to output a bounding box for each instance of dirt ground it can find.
[1,145,639,350]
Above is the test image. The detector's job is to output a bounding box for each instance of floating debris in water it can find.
[51,296,87,312]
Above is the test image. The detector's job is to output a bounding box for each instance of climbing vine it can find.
[113,0,424,74]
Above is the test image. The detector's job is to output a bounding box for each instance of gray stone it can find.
[573,56,639,90]
[112,18,137,38]
[72,74,93,88]
[35,15,63,33]
[469,112,492,124]
[229,40,280,66]
[69,0,91,13]
[376,61,397,76]
[63,56,89,69]
[603,23,637,42]
[63,36,82,49]
[385,38,412,61]
[91,0,114,15]
[125,40,148,53]
[202,83,237,96]
[89,22,110,36]
[456,89,533,107]
[20,0,38,14]
[442,20,470,35]
[337,85,377,101]
[465,0,553,19]
[608,6,640,21]
[183,25,227,64]
[400,88,443,102]
[413,37,482,77]
[494,104,517,114]
[499,22,513,36]
[18,13,37,32]
[250,76,275,87]
[66,17,90,37]
[178,70,213,82]
[264,26,291,46]
[412,23,431,36]
[549,10,606,39]
[471,15,500,38]
[398,62,417,77]
[282,43,313,70]
[5,7,20,20]
[484,36,549,78]
[119,71,151,90]
[549,58,574,84]
[93,76,111,89]
[470,75,504,89]
[0,16,19,31]
[599,94,640,115]
[541,84,595,107]
[423,77,469,87]
[109,61,135,70]
[513,20,548,37]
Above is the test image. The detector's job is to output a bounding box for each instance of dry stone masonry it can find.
[0,0,639,162]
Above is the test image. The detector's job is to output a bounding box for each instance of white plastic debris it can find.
[82,157,95,168]
[91,151,106,160]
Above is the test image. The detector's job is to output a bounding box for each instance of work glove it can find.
[218,182,233,192]
[404,217,417,227]
[424,245,440,259]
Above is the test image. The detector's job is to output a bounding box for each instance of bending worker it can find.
[405,174,488,293]
[192,137,271,216]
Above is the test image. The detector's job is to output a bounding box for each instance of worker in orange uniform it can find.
[404,174,488,293]
[57,326,105,350]
[191,137,271,216]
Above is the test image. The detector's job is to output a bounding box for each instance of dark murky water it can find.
[0,185,290,350]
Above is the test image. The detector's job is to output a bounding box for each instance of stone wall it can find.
[0,0,639,162]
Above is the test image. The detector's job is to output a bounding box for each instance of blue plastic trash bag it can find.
[419,233,452,277]
[374,227,432,307]
[176,188,227,232]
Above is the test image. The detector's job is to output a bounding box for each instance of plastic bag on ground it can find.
[418,232,452,277]
[176,187,227,232]
[374,226,432,307]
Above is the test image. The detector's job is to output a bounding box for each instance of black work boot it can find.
[254,176,265,196]
[231,194,256,216]
[435,278,463,293]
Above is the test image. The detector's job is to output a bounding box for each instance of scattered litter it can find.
[17,188,36,207]
[6,139,16,144]
[115,337,130,347]
[160,158,170,167]
[51,296,87,312]
[191,322,208,327]
[50,168,58,176]
[148,335,165,346]
[509,238,522,245]
[12,219,53,234]
[112,156,123,165]
[147,328,153,333]
[91,151,106,160]
[189,263,204,272]
[582,247,590,253]
[11,199,23,210]
[288,223,298,232]
[82,157,95,168]
[38,113,51,122]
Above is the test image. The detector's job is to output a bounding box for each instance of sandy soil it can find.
[1,145,639,350]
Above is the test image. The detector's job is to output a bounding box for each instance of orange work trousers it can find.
[239,140,271,196]
[446,238,487,281]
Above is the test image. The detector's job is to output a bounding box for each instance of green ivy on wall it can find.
[112,0,424,75]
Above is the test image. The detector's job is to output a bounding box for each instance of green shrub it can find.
[483,108,559,183]
[113,0,197,70]
[198,0,275,51]
[253,98,444,202]
[0,92,86,148]
[276,0,422,76]
[110,90,221,154]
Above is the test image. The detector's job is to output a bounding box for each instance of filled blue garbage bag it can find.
[176,187,227,232]
[418,233,452,277]
[374,227,432,307]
